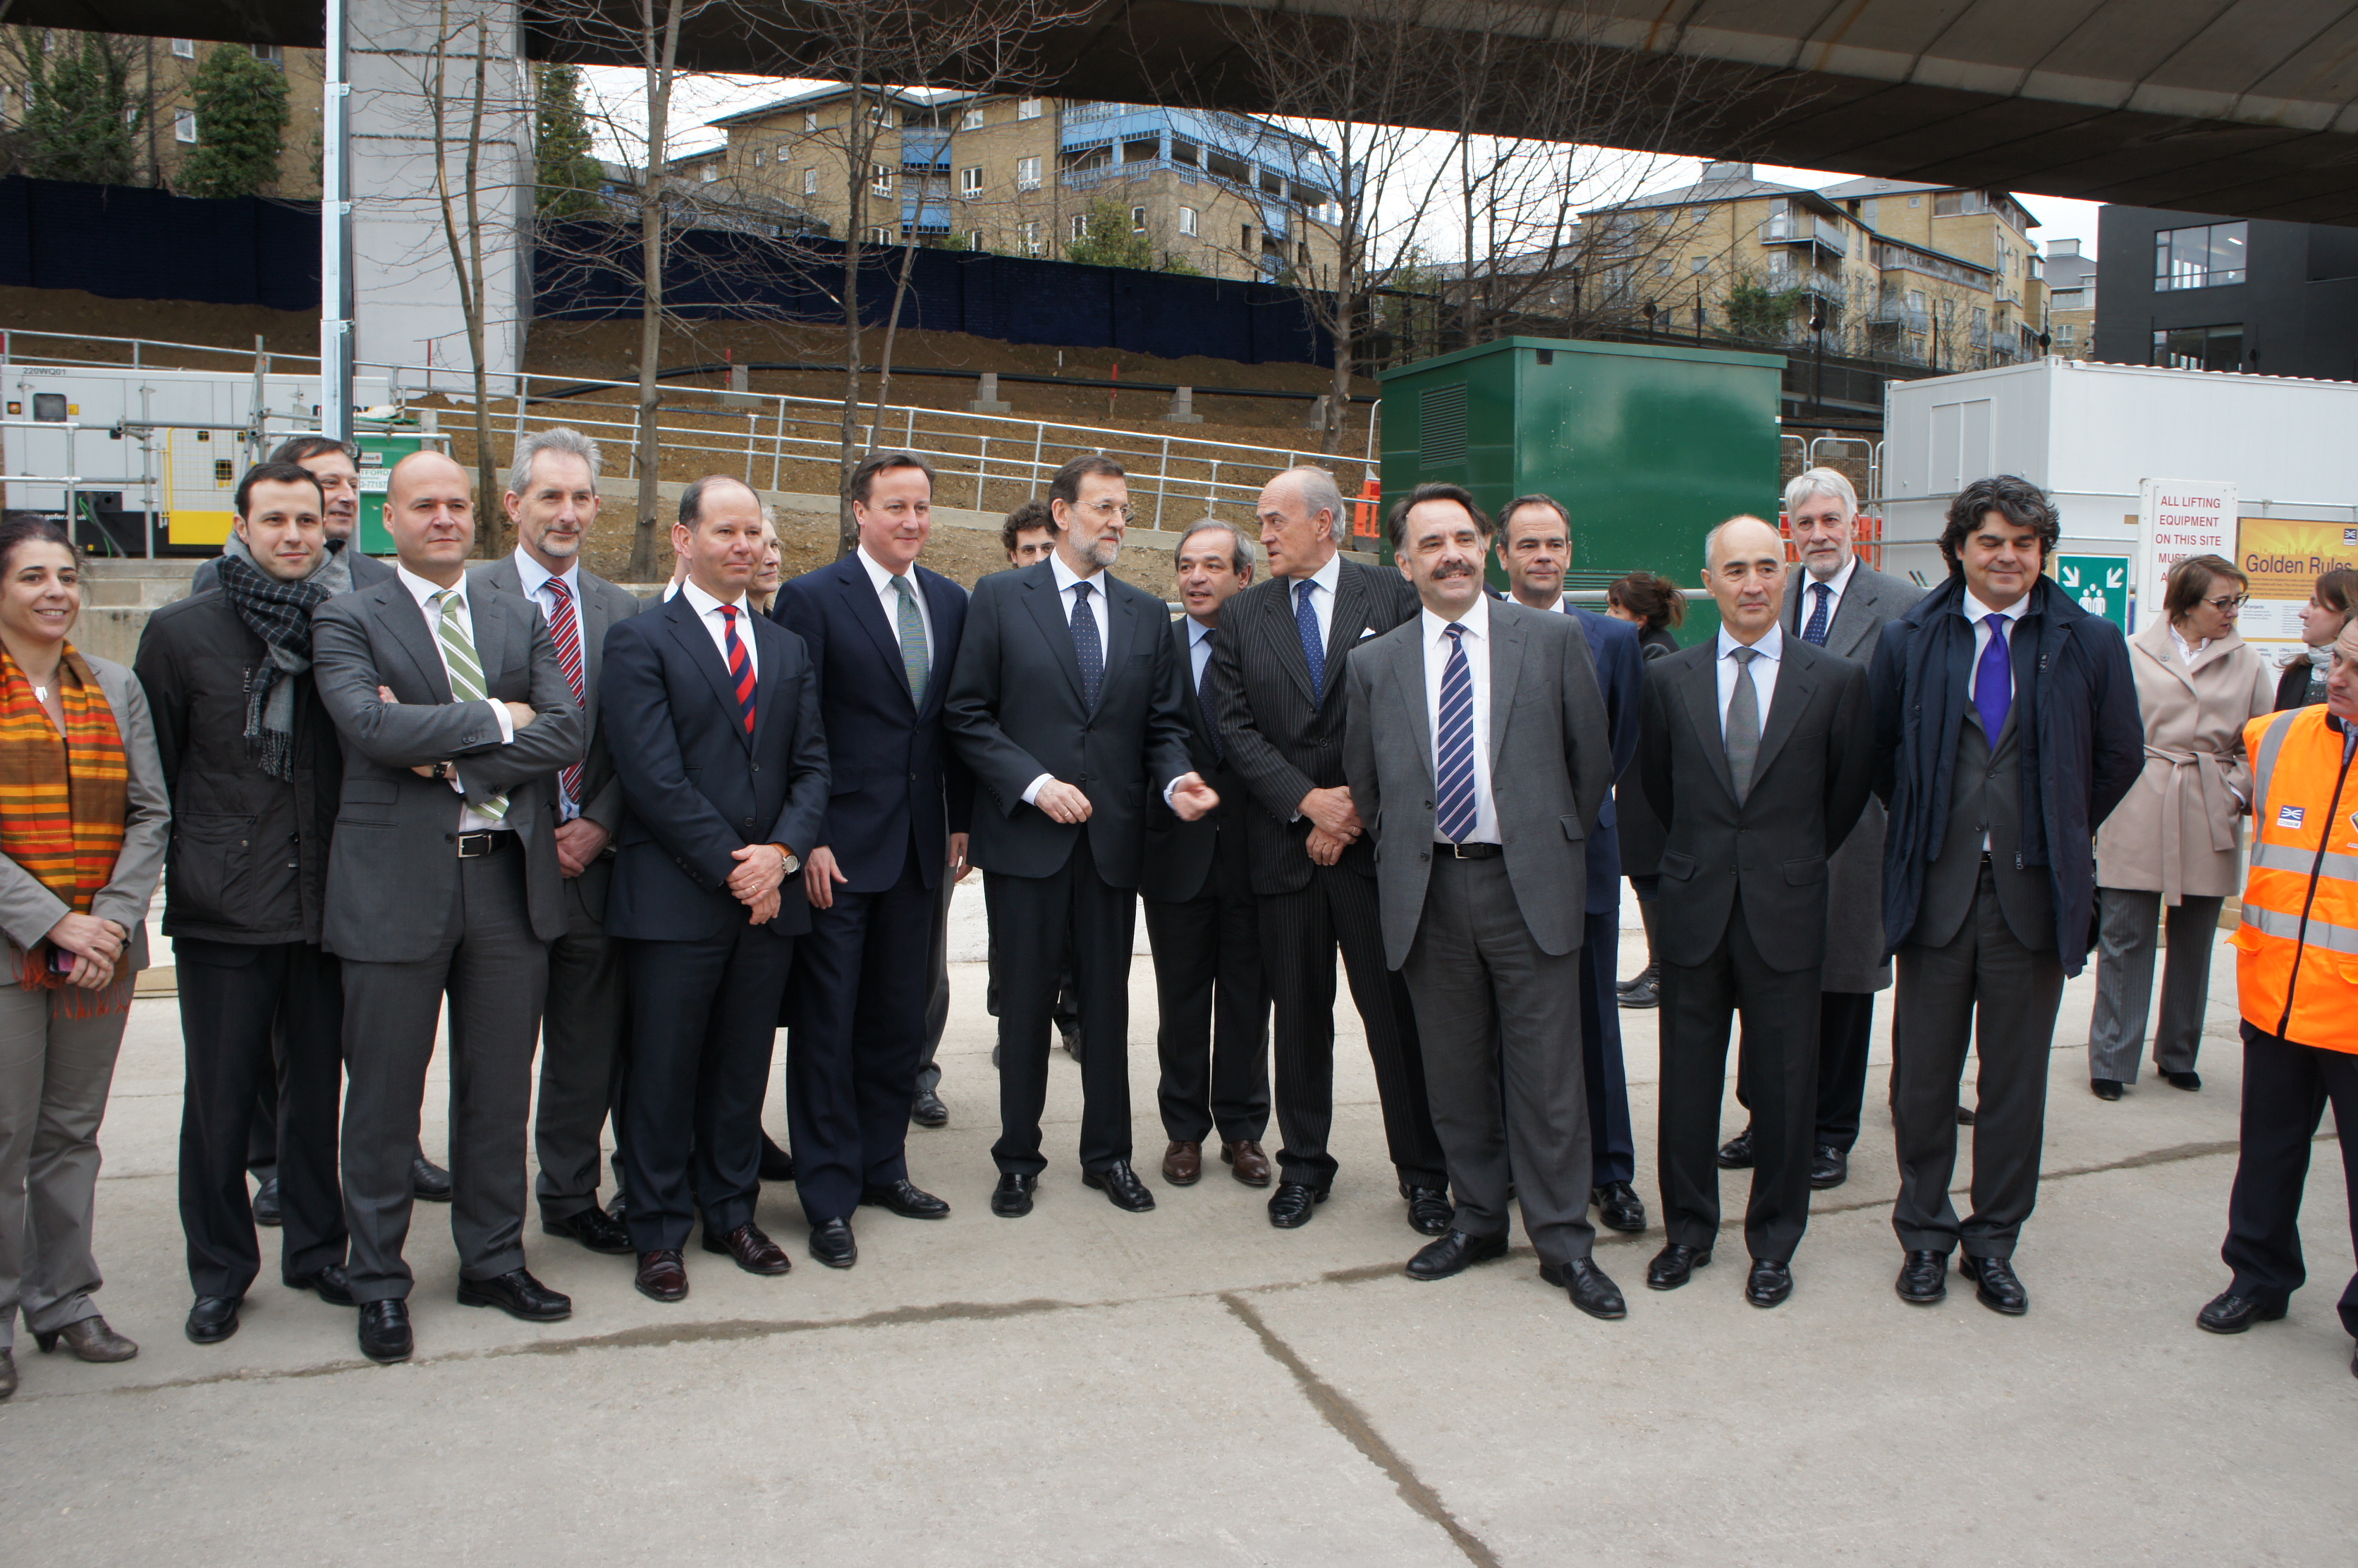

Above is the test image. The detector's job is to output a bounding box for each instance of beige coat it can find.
[2093,620,2275,904]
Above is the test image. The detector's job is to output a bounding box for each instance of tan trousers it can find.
[0,979,132,1349]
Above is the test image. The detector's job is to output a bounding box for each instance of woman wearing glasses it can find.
[2085,554,2276,1102]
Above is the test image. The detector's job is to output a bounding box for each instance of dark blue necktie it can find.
[1974,611,2011,738]
[1197,627,1222,759]
[1801,581,1832,646]
[1071,580,1102,710]
[1434,624,1477,841]
[1296,579,1326,703]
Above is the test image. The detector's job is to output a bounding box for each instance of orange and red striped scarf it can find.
[0,644,128,1002]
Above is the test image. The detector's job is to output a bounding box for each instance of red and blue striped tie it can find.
[721,604,756,736]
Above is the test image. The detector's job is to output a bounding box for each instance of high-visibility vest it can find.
[2231,704,2358,1053]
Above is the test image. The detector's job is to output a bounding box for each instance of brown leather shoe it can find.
[635,1249,689,1302]
[1162,1140,1203,1185]
[1222,1139,1273,1187]
[701,1221,792,1275]
[33,1314,137,1362]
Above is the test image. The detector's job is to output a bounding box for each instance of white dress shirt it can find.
[681,577,759,680]
[513,548,586,819]
[1963,586,2026,709]
[1795,551,1858,638]
[1423,594,1499,845]
[1020,553,1190,809]
[1714,620,1784,735]
[1282,551,1345,652]
[857,543,936,667]
[394,563,514,832]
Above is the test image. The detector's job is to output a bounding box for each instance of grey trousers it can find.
[340,847,548,1303]
[1399,855,1596,1266]
[534,875,627,1220]
[0,980,131,1349]
[2087,887,2223,1084]
[915,869,953,1095]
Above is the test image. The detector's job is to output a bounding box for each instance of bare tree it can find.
[427,1,507,553]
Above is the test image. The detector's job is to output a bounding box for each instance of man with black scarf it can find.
[135,462,356,1345]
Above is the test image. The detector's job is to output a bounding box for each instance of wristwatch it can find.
[771,843,800,876]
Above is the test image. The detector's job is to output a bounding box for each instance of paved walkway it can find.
[4,931,2352,1566]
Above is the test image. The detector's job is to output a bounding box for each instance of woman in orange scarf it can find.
[0,517,169,1401]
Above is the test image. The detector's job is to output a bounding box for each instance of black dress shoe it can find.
[1808,1144,1848,1190]
[185,1295,242,1345]
[412,1156,453,1202]
[758,1134,797,1183]
[1405,1230,1509,1280]
[358,1299,413,1363]
[1615,963,1656,996]
[810,1217,858,1268]
[1592,1180,1648,1233]
[2091,1078,2124,1101]
[703,1222,793,1275]
[1541,1258,1628,1321]
[1267,1181,1330,1228]
[1085,1160,1156,1212]
[1895,1250,1949,1304]
[1645,1242,1710,1290]
[2196,1290,2287,1334]
[990,1172,1037,1218]
[1617,974,1659,1009]
[1960,1254,2028,1316]
[543,1205,634,1255]
[911,1089,949,1128]
[1401,1183,1453,1235]
[1745,1258,1795,1308]
[606,1189,628,1225]
[457,1268,572,1322]
[635,1249,688,1302]
[2161,1069,2202,1091]
[283,1261,356,1305]
[251,1175,283,1227]
[1716,1127,1755,1169]
[1058,1020,1082,1059]
[862,1179,951,1219]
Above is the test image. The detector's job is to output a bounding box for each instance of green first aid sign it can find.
[2056,556,2129,628]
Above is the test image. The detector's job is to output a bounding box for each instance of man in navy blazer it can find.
[600,475,829,1301]
[1497,496,1649,1236]
[770,451,972,1268]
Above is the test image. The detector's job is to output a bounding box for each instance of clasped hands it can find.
[43,911,127,990]
[1300,785,1362,866]
[729,842,791,925]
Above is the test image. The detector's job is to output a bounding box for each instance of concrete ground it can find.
[4,926,2354,1567]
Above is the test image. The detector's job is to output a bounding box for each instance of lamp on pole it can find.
[319,0,353,440]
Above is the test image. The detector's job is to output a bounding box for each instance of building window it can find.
[970,228,986,250]
[1018,220,1041,256]
[1015,156,1040,190]
[803,111,818,133]
[1178,205,1197,236]
[1934,189,1990,216]
[1018,97,1044,121]
[752,149,764,167]
[868,226,893,245]
[871,164,893,197]
[802,167,819,197]
[174,108,197,143]
[1297,240,1311,268]
[1130,206,1146,232]
[1654,257,1673,278]
[961,166,984,196]
[868,102,892,125]
[2154,221,2247,290]
[700,163,717,183]
[250,43,283,67]
[962,106,984,130]
[1070,212,1090,242]
[1240,223,1253,252]
[2153,324,2244,372]
[1690,255,1706,274]
[171,37,195,58]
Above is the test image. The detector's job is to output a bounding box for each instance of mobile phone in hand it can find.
[46,945,76,976]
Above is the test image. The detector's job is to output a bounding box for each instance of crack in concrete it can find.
[1218,1291,1501,1568]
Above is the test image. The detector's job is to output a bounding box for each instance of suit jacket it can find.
[1783,560,1923,992]
[771,553,972,893]
[1530,598,1642,913]
[191,544,394,598]
[599,591,830,942]
[312,576,585,962]
[1208,557,1421,895]
[941,559,1194,889]
[1638,636,1876,974]
[1345,599,1614,970]
[1140,617,1250,905]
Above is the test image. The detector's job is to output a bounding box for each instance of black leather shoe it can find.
[185,1294,242,1345]
[1401,1183,1453,1235]
[411,1156,453,1202]
[1616,974,1658,1010]
[1808,1144,1848,1190]
[358,1299,412,1363]
[702,1221,793,1274]
[542,1205,633,1255]
[1645,1242,1711,1290]
[606,1189,628,1225]
[1058,1020,1082,1059]
[635,1249,688,1302]
[1267,1181,1330,1228]
[457,1268,572,1322]
[251,1175,283,1227]
[1541,1258,1628,1321]
[758,1134,797,1183]
[1085,1160,1156,1212]
[1895,1249,1949,1304]
[911,1089,948,1128]
[863,1179,952,1219]
[2196,1290,2286,1335]
[1405,1229,1509,1280]
[2091,1077,2124,1101]
[990,1172,1037,1218]
[283,1261,356,1306]
[810,1218,858,1268]
[2161,1069,2201,1091]
[1716,1127,1755,1169]
[1745,1258,1795,1308]
[1592,1180,1648,1233]
[1960,1254,2028,1316]
[1615,963,1656,996]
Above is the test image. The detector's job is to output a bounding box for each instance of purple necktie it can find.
[1974,612,2011,739]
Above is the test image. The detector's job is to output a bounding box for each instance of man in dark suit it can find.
[1638,514,1875,1309]
[1871,474,2141,1316]
[1142,519,1271,1189]
[602,474,829,1295]
[772,451,970,1268]
[469,427,642,1256]
[1348,484,1625,1319]
[943,454,1217,1220]
[1496,494,1648,1236]
[312,451,585,1364]
[1208,465,1450,1234]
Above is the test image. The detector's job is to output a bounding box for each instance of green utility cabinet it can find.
[353,429,424,556]
[1379,337,1783,645]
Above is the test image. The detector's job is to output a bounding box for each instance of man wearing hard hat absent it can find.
[2198,618,2358,1379]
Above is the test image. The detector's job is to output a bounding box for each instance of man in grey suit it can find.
[1344,484,1625,1320]
[312,451,585,1364]
[469,428,641,1256]
[1718,467,1922,1191]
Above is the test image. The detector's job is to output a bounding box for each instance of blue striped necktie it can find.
[1434,623,1477,841]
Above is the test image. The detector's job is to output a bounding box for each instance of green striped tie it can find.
[433,589,508,823]
[892,574,929,706]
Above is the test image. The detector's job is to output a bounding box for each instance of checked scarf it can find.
[0,643,128,1007]
[215,532,341,780]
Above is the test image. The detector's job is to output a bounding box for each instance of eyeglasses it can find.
[1076,501,1135,523]
[2204,594,2249,611]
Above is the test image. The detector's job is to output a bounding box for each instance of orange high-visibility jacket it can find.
[2232,704,2358,1053]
